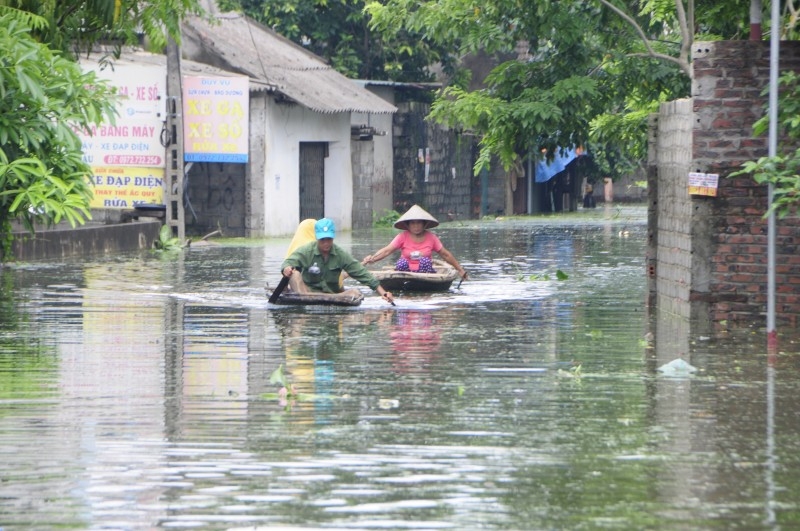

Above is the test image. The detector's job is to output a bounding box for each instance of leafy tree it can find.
[0,1,205,259]
[365,0,756,177]
[1,0,205,57]
[0,12,116,256]
[731,71,800,218]
[216,0,450,80]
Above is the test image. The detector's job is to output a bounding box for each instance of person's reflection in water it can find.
[271,311,384,421]
[390,310,442,375]
[272,312,334,418]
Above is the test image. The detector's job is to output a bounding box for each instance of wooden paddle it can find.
[268,271,291,304]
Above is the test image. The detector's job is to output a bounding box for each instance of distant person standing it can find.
[583,184,596,208]
[604,177,614,203]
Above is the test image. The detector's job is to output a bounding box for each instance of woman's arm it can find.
[437,247,467,279]
[362,243,397,265]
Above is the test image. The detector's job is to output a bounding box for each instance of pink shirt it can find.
[390,231,443,271]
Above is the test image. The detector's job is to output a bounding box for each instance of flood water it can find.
[1,205,799,530]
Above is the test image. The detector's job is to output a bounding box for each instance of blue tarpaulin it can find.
[534,148,578,183]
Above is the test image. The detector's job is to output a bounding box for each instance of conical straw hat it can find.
[394,204,439,229]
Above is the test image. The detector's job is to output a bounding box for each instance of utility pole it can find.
[766,0,779,355]
[165,38,186,241]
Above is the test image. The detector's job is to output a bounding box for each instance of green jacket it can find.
[281,241,380,293]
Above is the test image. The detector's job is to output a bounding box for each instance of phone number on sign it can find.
[103,154,163,165]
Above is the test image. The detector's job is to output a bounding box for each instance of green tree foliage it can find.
[694,0,752,40]
[0,1,203,259]
[217,0,450,80]
[0,12,116,251]
[366,0,753,176]
[732,71,800,218]
[0,0,205,57]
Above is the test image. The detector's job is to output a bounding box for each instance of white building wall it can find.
[260,100,353,237]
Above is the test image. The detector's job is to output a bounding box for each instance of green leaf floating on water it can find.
[269,364,289,388]
[154,224,182,252]
[262,392,325,401]
[523,269,569,281]
[264,364,336,402]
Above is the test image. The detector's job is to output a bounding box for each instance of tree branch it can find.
[596,0,692,78]
[627,51,691,73]
[674,0,692,76]
[785,0,799,38]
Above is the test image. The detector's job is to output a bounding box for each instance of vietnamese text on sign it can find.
[688,172,719,197]
[183,76,250,163]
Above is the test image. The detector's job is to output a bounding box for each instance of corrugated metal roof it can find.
[354,79,442,90]
[181,13,397,115]
[81,49,276,92]
[180,59,276,92]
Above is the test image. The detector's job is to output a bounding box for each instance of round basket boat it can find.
[372,260,458,292]
[267,289,364,306]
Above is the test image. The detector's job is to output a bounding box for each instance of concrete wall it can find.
[258,99,354,237]
[10,220,162,261]
[651,40,800,329]
[485,163,508,217]
[351,138,376,229]
[649,98,694,320]
[246,92,268,238]
[185,161,247,237]
[352,85,394,225]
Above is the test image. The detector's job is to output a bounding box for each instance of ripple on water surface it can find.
[4,209,800,530]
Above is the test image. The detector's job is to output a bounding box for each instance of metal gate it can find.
[299,142,326,221]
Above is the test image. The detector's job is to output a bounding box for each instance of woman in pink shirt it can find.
[362,205,468,280]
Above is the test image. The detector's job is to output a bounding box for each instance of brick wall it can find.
[652,40,800,329]
[393,101,479,222]
[696,41,800,328]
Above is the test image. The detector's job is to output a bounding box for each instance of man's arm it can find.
[281,242,311,275]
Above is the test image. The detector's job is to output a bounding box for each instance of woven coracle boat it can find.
[267,286,364,306]
[372,260,458,292]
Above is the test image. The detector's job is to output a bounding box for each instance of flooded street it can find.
[1,205,799,530]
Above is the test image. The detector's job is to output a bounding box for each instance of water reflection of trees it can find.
[0,269,60,400]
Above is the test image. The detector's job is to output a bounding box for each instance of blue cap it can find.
[314,218,335,239]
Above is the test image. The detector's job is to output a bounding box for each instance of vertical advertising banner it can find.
[77,61,168,208]
[183,76,249,163]
[76,63,166,167]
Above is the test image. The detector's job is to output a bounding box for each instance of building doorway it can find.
[299,142,326,221]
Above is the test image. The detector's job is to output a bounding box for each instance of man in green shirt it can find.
[280,218,395,304]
